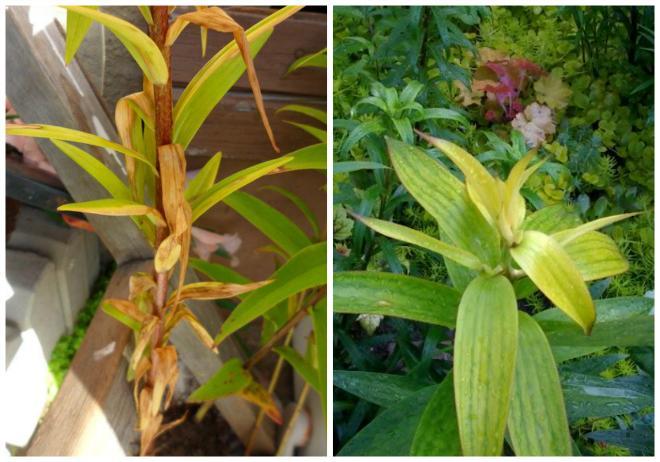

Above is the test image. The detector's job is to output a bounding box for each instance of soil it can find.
[148,403,244,456]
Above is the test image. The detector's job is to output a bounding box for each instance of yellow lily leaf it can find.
[552,212,640,245]
[63,6,168,85]
[563,231,629,281]
[130,317,159,373]
[238,380,283,425]
[102,298,149,331]
[166,280,272,306]
[184,152,222,202]
[58,198,166,227]
[154,233,182,273]
[64,6,99,64]
[511,231,595,334]
[356,215,485,271]
[417,130,502,225]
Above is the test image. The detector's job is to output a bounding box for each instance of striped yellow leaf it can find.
[386,137,500,267]
[57,198,166,227]
[563,231,629,281]
[355,215,485,271]
[6,123,156,174]
[507,312,571,455]
[64,6,99,64]
[184,152,222,202]
[63,6,168,85]
[552,212,640,245]
[417,131,502,225]
[511,230,595,334]
[454,275,518,455]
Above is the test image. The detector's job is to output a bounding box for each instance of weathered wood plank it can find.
[27,260,148,456]
[180,90,325,160]
[6,6,152,264]
[171,7,326,97]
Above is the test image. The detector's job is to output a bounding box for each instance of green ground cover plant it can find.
[333,5,653,456]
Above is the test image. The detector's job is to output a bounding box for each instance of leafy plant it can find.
[334,133,646,456]
[6,5,325,456]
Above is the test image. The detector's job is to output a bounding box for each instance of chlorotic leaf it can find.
[355,215,485,270]
[166,280,272,305]
[507,312,571,456]
[184,152,222,202]
[284,120,326,142]
[333,271,460,327]
[552,212,640,245]
[64,6,99,64]
[137,6,153,25]
[63,6,168,85]
[102,298,149,331]
[275,143,327,172]
[454,275,518,456]
[57,198,166,227]
[563,231,628,281]
[187,358,251,402]
[287,47,327,73]
[276,104,326,124]
[511,230,595,334]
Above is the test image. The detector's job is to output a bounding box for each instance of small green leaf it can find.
[287,47,326,73]
[64,6,99,64]
[190,258,250,284]
[284,120,326,142]
[185,152,222,202]
[277,143,327,171]
[277,104,326,124]
[190,156,292,222]
[50,140,130,200]
[511,230,595,334]
[333,161,389,174]
[333,370,427,408]
[454,275,518,456]
[355,215,484,271]
[223,191,311,257]
[508,312,571,456]
[333,271,460,327]
[410,373,461,456]
[261,185,320,238]
[63,6,168,85]
[274,346,320,392]
[6,123,156,174]
[137,6,153,25]
[215,242,326,344]
[187,358,251,402]
[563,231,628,281]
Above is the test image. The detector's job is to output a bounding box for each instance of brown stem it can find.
[244,289,325,370]
[149,6,173,316]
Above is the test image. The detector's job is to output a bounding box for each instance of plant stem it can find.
[275,383,311,456]
[149,6,173,314]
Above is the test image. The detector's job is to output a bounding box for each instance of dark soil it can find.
[149,403,244,456]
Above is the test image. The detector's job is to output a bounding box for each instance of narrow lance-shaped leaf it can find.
[63,6,168,85]
[507,312,572,456]
[237,379,282,425]
[215,242,326,344]
[6,124,157,174]
[166,280,272,306]
[137,6,154,25]
[552,212,640,245]
[188,358,251,402]
[102,299,150,331]
[173,6,303,149]
[416,130,502,226]
[287,48,327,73]
[311,298,327,416]
[261,185,321,238]
[511,230,595,334]
[273,345,321,393]
[276,104,326,124]
[276,143,327,172]
[333,271,460,327]
[184,152,222,202]
[284,120,326,142]
[189,258,251,284]
[64,6,99,64]
[58,198,166,227]
[50,139,131,200]
[454,275,518,456]
[166,7,278,152]
[223,191,311,257]
[386,137,500,266]
[355,215,485,271]
[190,156,293,222]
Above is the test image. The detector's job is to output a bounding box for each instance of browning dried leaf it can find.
[150,346,179,416]
[130,317,159,372]
[155,233,182,273]
[129,272,157,302]
[238,380,283,425]
[166,279,272,306]
[102,298,149,331]
[138,386,163,456]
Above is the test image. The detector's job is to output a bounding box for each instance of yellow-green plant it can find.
[6,5,325,456]
[336,131,637,456]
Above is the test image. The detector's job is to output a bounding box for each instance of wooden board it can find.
[6,6,152,265]
[171,7,326,96]
[182,90,325,160]
[27,260,148,456]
